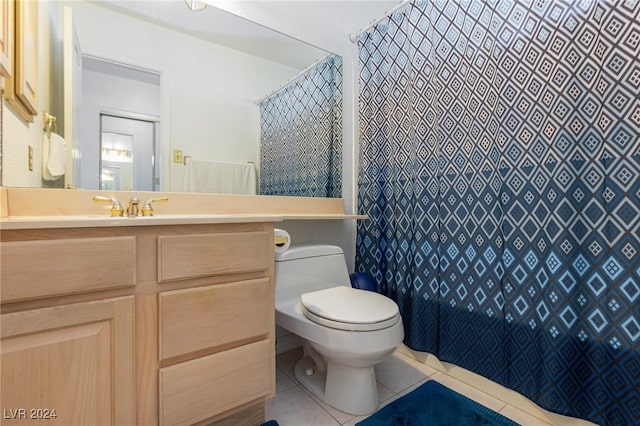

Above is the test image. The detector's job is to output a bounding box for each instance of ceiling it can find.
[97,0,402,69]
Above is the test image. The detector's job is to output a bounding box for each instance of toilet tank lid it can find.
[275,244,343,261]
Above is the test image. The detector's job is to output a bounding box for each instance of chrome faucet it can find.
[141,197,169,216]
[92,196,124,217]
[127,196,140,217]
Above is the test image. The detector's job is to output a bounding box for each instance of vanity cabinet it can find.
[0,222,276,426]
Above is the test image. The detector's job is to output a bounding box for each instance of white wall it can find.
[70,0,301,191]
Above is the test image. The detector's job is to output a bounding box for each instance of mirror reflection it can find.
[1,0,343,197]
[100,113,157,191]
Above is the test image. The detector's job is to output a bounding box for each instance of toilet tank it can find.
[275,244,351,302]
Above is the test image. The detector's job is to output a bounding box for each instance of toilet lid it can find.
[300,286,400,331]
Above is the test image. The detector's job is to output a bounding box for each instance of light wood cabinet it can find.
[1,222,276,426]
[1,296,135,426]
[155,225,275,426]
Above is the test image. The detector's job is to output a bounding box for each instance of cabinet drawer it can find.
[159,278,270,360]
[0,237,136,302]
[157,232,271,282]
[159,339,271,426]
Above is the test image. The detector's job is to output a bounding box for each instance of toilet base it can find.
[294,354,379,415]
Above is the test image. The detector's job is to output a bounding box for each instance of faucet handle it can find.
[93,196,125,217]
[141,197,169,216]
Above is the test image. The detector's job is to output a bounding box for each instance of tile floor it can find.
[266,348,563,426]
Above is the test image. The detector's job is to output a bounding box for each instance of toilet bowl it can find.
[275,244,404,415]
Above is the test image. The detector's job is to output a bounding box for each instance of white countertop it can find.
[0,188,367,229]
[0,213,367,230]
[0,214,284,230]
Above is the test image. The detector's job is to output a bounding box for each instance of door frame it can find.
[99,109,160,191]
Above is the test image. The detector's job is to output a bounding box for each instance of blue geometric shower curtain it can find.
[260,55,342,197]
[355,1,640,425]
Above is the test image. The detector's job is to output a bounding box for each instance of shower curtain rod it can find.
[349,0,412,43]
[255,53,331,105]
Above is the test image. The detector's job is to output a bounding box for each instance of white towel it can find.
[184,159,257,194]
[41,132,67,181]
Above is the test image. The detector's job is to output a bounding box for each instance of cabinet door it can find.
[1,297,135,426]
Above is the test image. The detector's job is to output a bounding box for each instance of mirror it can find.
[1,0,342,197]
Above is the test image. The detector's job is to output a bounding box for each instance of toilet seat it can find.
[300,286,400,331]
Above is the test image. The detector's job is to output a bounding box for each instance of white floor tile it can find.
[341,415,368,426]
[374,352,434,393]
[276,347,303,384]
[275,366,297,394]
[375,381,396,404]
[265,386,339,426]
[395,376,430,397]
[271,348,596,426]
[373,377,429,412]
[299,385,357,425]
[298,380,396,425]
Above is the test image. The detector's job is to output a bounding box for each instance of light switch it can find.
[173,150,183,164]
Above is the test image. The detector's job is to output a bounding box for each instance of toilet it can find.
[274,244,404,415]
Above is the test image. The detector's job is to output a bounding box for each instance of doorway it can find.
[100,113,158,191]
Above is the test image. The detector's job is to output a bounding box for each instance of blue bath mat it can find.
[356,380,519,426]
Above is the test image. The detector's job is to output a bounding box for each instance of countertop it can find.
[0,187,366,230]
[0,213,366,230]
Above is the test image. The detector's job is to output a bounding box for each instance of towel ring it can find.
[44,112,57,137]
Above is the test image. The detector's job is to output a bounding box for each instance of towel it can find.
[184,159,257,194]
[41,132,67,181]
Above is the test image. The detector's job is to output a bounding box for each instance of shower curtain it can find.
[260,55,342,197]
[355,1,640,425]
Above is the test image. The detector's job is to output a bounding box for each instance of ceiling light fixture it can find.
[184,0,207,12]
